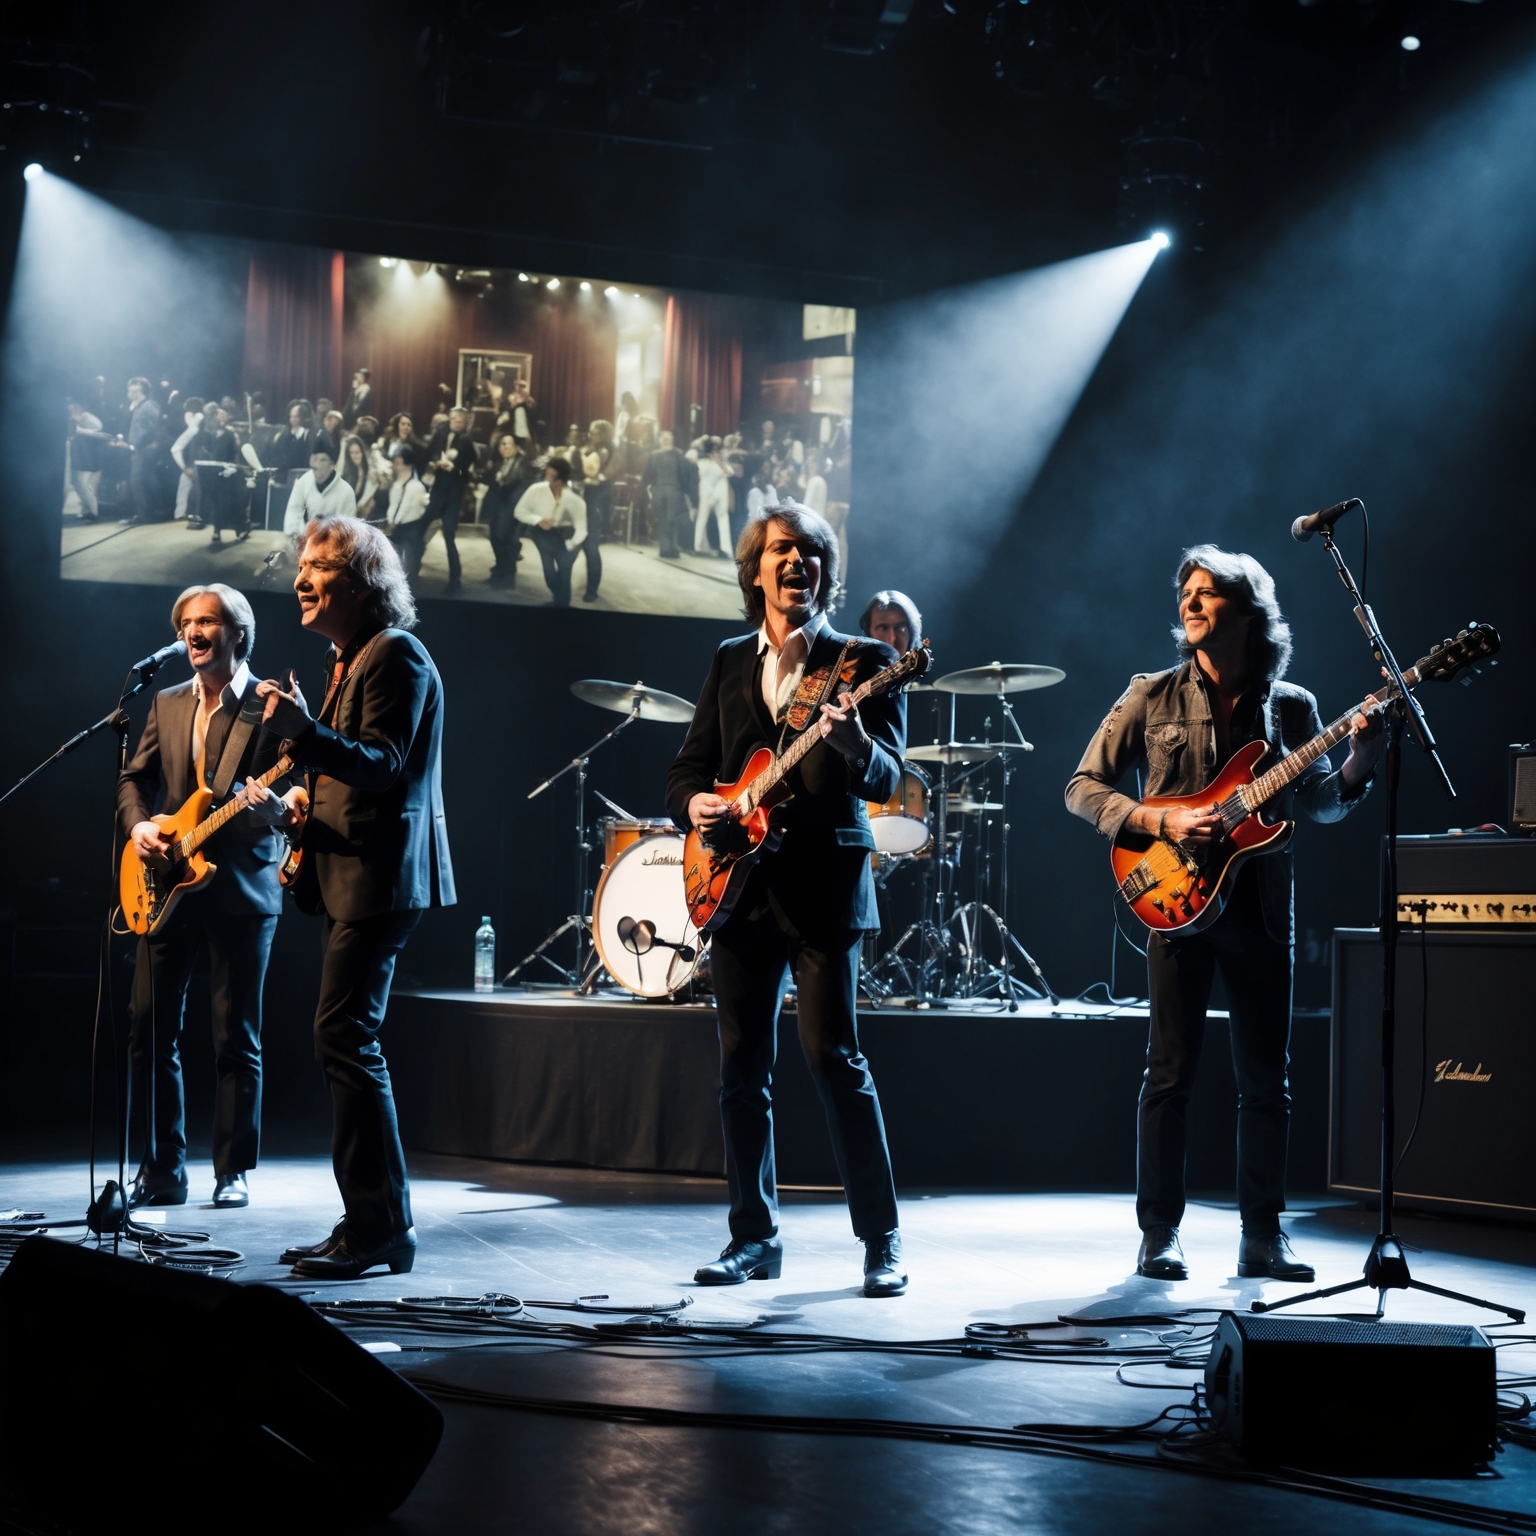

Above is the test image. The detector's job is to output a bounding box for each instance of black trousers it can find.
[425,476,463,584]
[486,495,523,584]
[529,525,577,606]
[128,905,277,1179]
[314,910,421,1245]
[393,519,427,581]
[582,481,611,599]
[653,489,689,556]
[1139,869,1293,1237]
[711,911,898,1243]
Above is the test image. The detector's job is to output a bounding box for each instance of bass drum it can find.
[591,833,704,998]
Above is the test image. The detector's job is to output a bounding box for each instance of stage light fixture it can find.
[23,163,43,182]
[604,285,619,297]
[580,281,591,291]
[1402,35,1421,51]
[547,277,560,290]
[379,256,398,268]
[1151,231,1171,250]
[518,271,530,282]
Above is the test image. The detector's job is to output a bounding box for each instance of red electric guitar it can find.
[682,644,932,932]
[1112,623,1500,935]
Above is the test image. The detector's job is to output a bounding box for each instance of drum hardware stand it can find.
[505,704,641,987]
[1254,517,1520,1325]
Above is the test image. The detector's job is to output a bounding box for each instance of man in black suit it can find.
[667,505,908,1296]
[253,515,456,1279]
[119,583,295,1210]
[343,368,373,427]
[423,405,478,594]
[643,429,698,559]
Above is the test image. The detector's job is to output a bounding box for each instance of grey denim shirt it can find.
[1064,660,1372,945]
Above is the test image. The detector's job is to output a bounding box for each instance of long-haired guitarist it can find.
[666,506,910,1297]
[117,583,299,1211]
[1065,545,1382,1284]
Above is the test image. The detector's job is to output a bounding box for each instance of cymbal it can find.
[906,741,1001,765]
[934,662,1065,695]
[571,679,695,723]
[946,797,1004,814]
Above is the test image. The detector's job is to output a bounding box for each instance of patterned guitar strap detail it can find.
[778,638,858,744]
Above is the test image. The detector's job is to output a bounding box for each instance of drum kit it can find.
[503,657,1065,1008]
[862,661,1062,1009]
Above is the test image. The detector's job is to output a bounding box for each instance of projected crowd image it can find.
[58,241,855,617]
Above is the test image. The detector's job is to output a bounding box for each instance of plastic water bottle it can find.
[474,916,496,993]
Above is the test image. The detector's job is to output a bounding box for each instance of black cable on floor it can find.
[399,1374,1536,1536]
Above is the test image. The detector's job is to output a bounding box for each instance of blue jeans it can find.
[530,525,577,605]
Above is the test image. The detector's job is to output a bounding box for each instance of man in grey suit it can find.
[253,514,455,1280]
[119,582,296,1209]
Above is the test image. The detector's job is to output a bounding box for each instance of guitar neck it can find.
[1245,668,1414,810]
[176,755,293,859]
[744,686,861,807]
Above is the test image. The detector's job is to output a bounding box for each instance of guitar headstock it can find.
[1408,622,1501,687]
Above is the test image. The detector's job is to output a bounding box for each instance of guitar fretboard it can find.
[1236,670,1415,819]
[175,755,294,859]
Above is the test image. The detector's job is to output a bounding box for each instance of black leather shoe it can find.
[693,1237,783,1285]
[127,1168,188,1209]
[280,1217,348,1266]
[1137,1224,1188,1280]
[291,1228,416,1280]
[1237,1231,1315,1281]
[212,1173,248,1208]
[862,1231,907,1297]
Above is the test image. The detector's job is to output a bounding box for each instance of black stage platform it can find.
[389,990,1332,1194]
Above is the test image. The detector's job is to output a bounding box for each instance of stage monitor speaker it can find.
[0,1237,442,1530]
[1331,927,1536,1216]
[1204,1312,1495,1473]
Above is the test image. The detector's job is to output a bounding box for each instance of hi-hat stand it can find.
[1253,511,1522,1325]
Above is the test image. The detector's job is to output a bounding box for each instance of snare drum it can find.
[598,816,676,866]
[866,763,931,856]
[591,833,703,997]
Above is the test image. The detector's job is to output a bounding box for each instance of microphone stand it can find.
[503,705,642,988]
[0,656,175,1246]
[1254,520,1522,1324]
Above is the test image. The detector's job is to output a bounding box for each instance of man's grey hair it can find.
[1172,544,1293,682]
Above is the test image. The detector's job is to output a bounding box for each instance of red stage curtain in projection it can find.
[243,248,345,409]
[660,294,743,439]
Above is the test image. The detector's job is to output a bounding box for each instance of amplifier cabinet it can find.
[1393,833,1536,928]
[1331,927,1536,1216]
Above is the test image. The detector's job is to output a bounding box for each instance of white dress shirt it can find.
[758,610,829,723]
[191,661,250,786]
[284,469,358,535]
[514,481,587,547]
[386,473,429,527]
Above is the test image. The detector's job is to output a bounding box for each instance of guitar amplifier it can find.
[1331,926,1536,1216]
[1392,832,1536,928]
[1512,743,1536,834]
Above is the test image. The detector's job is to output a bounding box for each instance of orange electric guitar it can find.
[1112,623,1500,935]
[119,755,295,937]
[683,644,931,932]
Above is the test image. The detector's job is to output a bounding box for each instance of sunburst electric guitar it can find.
[119,755,295,937]
[1112,623,1500,935]
[683,644,932,932]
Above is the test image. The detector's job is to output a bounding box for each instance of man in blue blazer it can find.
[254,515,455,1280]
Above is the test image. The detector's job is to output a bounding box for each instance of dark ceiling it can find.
[1,0,1530,299]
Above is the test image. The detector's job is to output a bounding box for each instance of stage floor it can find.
[3,1139,1534,1534]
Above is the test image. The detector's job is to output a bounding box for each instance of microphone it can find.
[617,916,696,963]
[131,640,188,674]
[1291,498,1361,543]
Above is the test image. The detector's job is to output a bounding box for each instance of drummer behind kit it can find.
[505,656,1068,1005]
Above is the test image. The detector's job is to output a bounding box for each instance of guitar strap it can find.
[209,693,266,802]
[777,637,855,753]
